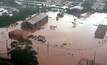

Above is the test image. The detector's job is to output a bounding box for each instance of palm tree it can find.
[8,38,38,65]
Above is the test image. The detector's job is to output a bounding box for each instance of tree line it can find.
[0,0,19,7]
[0,8,38,27]
[0,39,39,65]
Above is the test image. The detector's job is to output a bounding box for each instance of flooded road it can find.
[0,12,107,65]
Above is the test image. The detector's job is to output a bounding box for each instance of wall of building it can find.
[21,22,34,29]
[34,15,48,29]
[21,15,48,30]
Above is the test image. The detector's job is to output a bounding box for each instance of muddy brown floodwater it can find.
[0,12,107,65]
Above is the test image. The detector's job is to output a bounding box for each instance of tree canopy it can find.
[0,8,38,27]
[82,1,94,13]
[0,0,19,7]
[103,0,107,4]
[8,39,38,65]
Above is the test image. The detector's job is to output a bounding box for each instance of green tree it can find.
[103,0,107,4]
[8,39,38,65]
[66,8,81,14]
[0,57,15,65]
[102,0,107,12]
[0,7,38,27]
[82,1,94,13]
[66,8,82,18]
[0,0,20,7]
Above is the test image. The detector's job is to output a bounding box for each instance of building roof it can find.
[70,6,83,10]
[61,6,68,9]
[10,29,29,36]
[9,29,31,39]
[94,24,107,39]
[28,13,48,24]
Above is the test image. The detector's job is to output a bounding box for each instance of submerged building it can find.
[9,29,31,39]
[21,13,48,29]
[94,24,107,39]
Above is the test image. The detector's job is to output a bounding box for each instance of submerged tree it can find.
[8,39,38,65]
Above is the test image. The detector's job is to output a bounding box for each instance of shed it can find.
[94,24,107,39]
[9,29,31,39]
[21,13,48,29]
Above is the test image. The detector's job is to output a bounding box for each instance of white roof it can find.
[61,6,68,9]
[0,8,8,16]
[0,8,8,13]
[70,6,83,10]
[50,5,57,7]
[28,13,48,24]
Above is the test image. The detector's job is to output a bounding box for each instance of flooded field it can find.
[0,12,107,65]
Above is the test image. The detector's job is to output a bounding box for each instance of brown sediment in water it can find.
[0,12,107,65]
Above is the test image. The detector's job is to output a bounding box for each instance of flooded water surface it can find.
[0,12,107,65]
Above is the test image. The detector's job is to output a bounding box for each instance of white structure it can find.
[70,5,83,10]
[0,8,8,16]
[0,7,18,16]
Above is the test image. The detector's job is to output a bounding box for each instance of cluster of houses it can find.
[0,7,19,16]
[9,13,48,40]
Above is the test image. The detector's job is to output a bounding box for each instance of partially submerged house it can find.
[94,24,107,39]
[9,29,31,39]
[21,13,48,29]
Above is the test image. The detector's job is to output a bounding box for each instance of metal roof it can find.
[28,13,48,24]
[94,24,107,39]
[9,29,30,37]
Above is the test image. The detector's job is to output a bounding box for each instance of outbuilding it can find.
[94,24,107,39]
[21,13,48,29]
[9,29,31,39]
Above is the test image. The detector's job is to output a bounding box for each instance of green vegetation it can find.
[0,8,38,27]
[103,0,107,4]
[0,0,19,8]
[0,0,45,27]
[0,57,15,65]
[66,0,94,16]
[66,8,81,14]
[82,1,94,13]
[66,0,83,2]
[8,39,38,65]
[102,0,107,12]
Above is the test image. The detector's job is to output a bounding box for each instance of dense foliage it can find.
[8,39,38,65]
[102,0,107,12]
[82,1,94,13]
[66,0,95,14]
[103,0,107,4]
[0,0,19,7]
[0,57,15,65]
[0,8,38,27]
[66,8,81,14]
[66,0,83,2]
